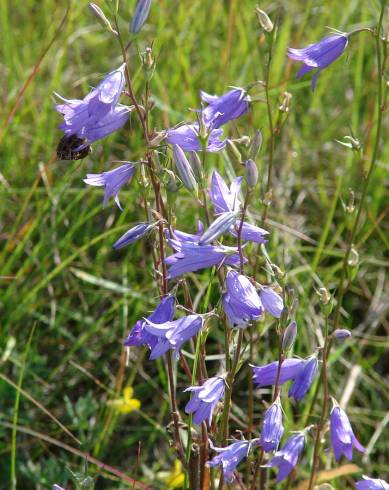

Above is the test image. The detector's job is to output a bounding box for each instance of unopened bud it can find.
[333,329,352,340]
[88,3,118,35]
[80,476,95,489]
[130,0,152,34]
[232,135,251,146]
[255,7,274,32]
[199,211,237,245]
[348,246,359,267]
[317,287,333,316]
[244,159,259,187]
[173,145,198,192]
[279,91,292,113]
[149,131,166,148]
[188,151,203,181]
[345,189,355,214]
[335,135,362,151]
[279,306,289,326]
[282,321,297,351]
[262,189,272,206]
[164,169,179,192]
[271,264,285,283]
[226,139,242,165]
[249,130,263,160]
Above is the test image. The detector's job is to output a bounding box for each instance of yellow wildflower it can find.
[108,387,141,414]
[159,460,185,489]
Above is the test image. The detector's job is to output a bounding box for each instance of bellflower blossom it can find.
[251,358,305,387]
[330,403,365,461]
[287,33,348,90]
[184,376,225,425]
[261,398,284,453]
[144,314,203,360]
[201,87,249,128]
[166,124,225,152]
[222,270,263,327]
[356,476,389,490]
[55,64,130,145]
[209,170,242,214]
[165,237,242,279]
[124,295,175,351]
[259,287,284,318]
[288,355,318,401]
[83,163,136,209]
[206,438,260,483]
[267,433,305,482]
[199,211,238,245]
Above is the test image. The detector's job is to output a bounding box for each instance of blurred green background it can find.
[0,0,388,488]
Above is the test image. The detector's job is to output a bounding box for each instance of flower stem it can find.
[307,5,386,486]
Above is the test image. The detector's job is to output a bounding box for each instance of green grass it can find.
[1,0,388,488]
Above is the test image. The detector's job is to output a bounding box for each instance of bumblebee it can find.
[56,134,91,160]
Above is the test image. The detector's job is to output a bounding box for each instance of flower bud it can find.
[188,151,203,181]
[333,329,351,340]
[282,321,297,351]
[173,145,198,192]
[255,7,274,32]
[244,159,259,187]
[347,245,359,267]
[249,130,262,159]
[130,0,152,34]
[317,287,333,316]
[262,189,272,206]
[199,211,237,245]
[149,131,166,148]
[344,188,355,214]
[164,169,179,193]
[226,139,242,165]
[279,91,292,113]
[142,47,155,80]
[88,3,118,35]
[113,222,154,249]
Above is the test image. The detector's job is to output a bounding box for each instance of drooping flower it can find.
[124,295,175,351]
[261,398,284,453]
[144,314,203,360]
[83,163,136,209]
[55,64,130,145]
[165,238,242,279]
[201,87,249,129]
[356,476,389,490]
[130,0,152,33]
[113,222,154,249]
[334,328,352,339]
[288,355,318,401]
[199,211,238,245]
[251,358,305,387]
[184,376,225,425]
[259,287,284,318]
[209,170,242,214]
[166,124,225,152]
[222,270,263,327]
[206,438,260,483]
[107,386,141,414]
[287,33,349,90]
[330,403,365,461]
[229,220,269,244]
[267,433,305,482]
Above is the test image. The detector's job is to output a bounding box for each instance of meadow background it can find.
[0,0,388,488]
